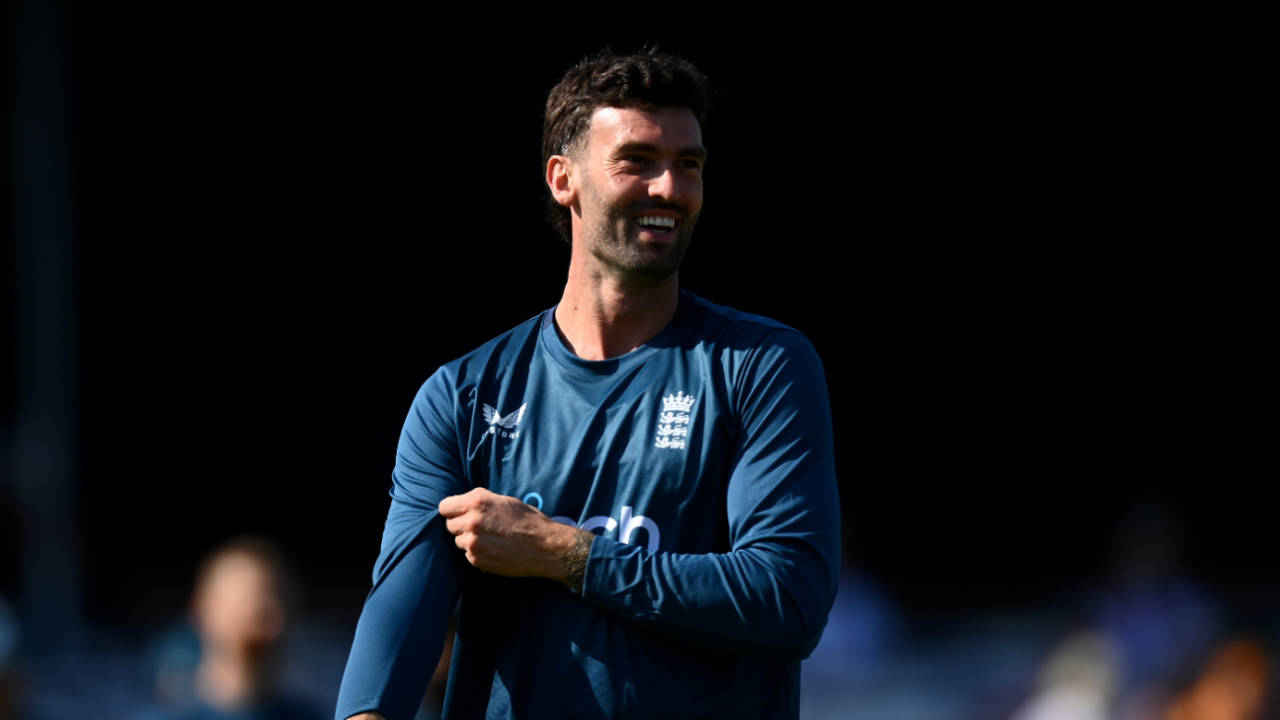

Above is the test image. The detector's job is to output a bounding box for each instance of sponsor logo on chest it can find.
[524,492,661,552]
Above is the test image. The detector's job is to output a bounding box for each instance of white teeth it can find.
[636,215,676,229]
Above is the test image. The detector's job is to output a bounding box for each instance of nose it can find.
[647,167,676,202]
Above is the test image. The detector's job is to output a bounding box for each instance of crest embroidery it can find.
[654,391,695,450]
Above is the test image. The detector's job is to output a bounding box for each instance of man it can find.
[336,49,841,719]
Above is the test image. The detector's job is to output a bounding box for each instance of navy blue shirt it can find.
[336,291,841,719]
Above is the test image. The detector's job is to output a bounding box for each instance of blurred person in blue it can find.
[135,536,325,720]
[336,47,842,720]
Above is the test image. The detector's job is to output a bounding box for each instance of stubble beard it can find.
[581,189,698,286]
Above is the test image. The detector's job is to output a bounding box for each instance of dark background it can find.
[5,4,1269,664]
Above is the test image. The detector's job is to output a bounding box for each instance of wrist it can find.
[552,526,594,592]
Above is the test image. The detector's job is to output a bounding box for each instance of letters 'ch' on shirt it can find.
[336,290,842,720]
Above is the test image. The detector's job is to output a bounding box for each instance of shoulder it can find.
[678,290,824,369]
[416,310,548,399]
[677,292,830,425]
[680,290,801,338]
[394,311,547,448]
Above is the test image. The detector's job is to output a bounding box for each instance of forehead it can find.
[584,106,703,154]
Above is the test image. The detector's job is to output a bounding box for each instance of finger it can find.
[467,487,494,509]
[438,494,465,517]
[440,487,492,517]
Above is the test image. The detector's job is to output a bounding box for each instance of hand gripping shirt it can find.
[336,290,842,720]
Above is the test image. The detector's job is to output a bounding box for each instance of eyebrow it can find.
[615,142,708,161]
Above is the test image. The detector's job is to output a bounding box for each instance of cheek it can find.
[679,175,703,202]
[684,187,704,216]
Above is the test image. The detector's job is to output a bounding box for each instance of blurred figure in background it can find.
[1163,637,1272,720]
[1009,629,1121,720]
[1092,503,1222,717]
[134,535,325,720]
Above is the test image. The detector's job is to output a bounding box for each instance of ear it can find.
[546,154,577,208]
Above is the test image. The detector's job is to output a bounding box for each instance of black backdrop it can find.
[8,9,1267,632]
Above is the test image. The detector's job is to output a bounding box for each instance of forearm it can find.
[578,532,838,659]
[440,487,597,590]
[445,506,831,658]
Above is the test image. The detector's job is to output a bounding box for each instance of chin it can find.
[627,257,684,285]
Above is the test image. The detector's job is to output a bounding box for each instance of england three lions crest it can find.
[654,391,695,450]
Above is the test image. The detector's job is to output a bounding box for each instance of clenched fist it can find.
[438,487,593,590]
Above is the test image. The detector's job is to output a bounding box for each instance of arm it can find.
[580,330,841,657]
[445,331,842,659]
[335,372,467,720]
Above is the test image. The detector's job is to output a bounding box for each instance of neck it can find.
[554,254,680,361]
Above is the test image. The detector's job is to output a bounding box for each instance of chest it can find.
[461,353,733,551]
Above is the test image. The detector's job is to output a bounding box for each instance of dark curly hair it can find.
[542,48,711,243]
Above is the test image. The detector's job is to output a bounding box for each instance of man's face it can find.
[571,105,706,284]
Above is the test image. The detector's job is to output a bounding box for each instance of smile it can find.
[635,215,677,231]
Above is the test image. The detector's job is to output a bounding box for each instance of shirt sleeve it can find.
[334,370,468,720]
[579,330,842,660]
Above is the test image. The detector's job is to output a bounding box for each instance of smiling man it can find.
[335,49,841,720]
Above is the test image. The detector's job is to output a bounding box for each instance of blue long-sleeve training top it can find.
[336,290,842,719]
